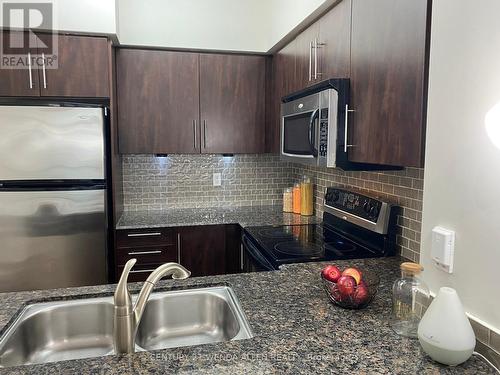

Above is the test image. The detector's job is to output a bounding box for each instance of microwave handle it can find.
[309,109,320,157]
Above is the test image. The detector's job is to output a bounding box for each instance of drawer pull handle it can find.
[127,250,162,255]
[129,269,156,274]
[127,232,162,237]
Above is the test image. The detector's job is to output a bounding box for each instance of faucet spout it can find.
[133,263,191,324]
[113,259,191,354]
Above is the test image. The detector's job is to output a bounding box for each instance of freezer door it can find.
[0,106,104,181]
[0,189,107,292]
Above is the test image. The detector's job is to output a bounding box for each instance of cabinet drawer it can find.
[116,245,178,266]
[116,263,172,283]
[116,228,174,248]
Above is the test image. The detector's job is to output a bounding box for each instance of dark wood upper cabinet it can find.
[0,33,110,98]
[199,54,266,154]
[0,31,40,97]
[318,0,351,79]
[349,0,430,167]
[178,225,227,277]
[294,23,320,89]
[117,49,200,154]
[267,41,297,153]
[39,35,110,98]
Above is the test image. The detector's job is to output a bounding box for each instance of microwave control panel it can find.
[319,108,329,158]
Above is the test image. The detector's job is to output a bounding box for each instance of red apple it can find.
[337,275,357,297]
[321,265,342,283]
[353,283,370,305]
[342,267,363,285]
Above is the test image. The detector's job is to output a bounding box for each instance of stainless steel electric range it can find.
[242,188,400,272]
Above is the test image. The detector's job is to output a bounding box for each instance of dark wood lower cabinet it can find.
[115,224,242,282]
[178,225,227,277]
[224,224,243,275]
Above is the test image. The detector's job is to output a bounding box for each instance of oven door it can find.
[281,92,321,165]
[241,234,276,272]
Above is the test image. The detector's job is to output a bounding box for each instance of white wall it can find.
[117,0,270,52]
[421,0,500,332]
[268,0,332,48]
[117,0,331,52]
[0,0,117,35]
[1,0,332,52]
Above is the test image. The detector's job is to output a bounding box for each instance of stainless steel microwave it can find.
[281,79,350,169]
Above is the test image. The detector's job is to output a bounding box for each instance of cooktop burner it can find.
[257,227,295,239]
[324,240,357,252]
[274,241,324,256]
[243,221,385,268]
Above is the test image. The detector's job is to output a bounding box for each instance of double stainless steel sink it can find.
[0,286,253,368]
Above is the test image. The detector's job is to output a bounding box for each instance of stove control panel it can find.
[324,187,395,234]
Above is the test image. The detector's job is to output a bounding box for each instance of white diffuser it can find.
[417,287,476,366]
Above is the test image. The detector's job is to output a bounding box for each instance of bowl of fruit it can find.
[321,264,379,309]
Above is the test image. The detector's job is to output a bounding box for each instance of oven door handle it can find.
[242,235,276,271]
[309,109,320,157]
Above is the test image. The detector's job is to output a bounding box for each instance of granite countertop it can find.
[0,258,495,374]
[116,205,319,229]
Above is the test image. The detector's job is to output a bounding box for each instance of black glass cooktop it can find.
[243,224,377,267]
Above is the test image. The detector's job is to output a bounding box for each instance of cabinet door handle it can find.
[27,52,33,89]
[309,40,313,82]
[344,104,356,153]
[127,232,162,237]
[240,243,244,271]
[177,232,181,263]
[127,250,162,255]
[314,38,325,80]
[203,120,207,149]
[41,53,47,89]
[193,120,197,148]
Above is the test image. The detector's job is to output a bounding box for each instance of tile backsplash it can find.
[290,164,424,263]
[122,154,424,262]
[122,154,291,211]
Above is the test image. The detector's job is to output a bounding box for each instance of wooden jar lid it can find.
[400,262,424,274]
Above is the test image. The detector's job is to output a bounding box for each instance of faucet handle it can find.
[114,258,136,314]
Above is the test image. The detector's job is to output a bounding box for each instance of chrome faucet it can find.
[113,258,191,354]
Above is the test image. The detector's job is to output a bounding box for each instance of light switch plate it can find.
[431,226,455,273]
[213,173,222,187]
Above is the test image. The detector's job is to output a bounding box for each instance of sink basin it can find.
[0,286,252,367]
[136,286,253,350]
[0,299,115,367]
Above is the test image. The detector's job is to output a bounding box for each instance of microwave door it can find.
[282,109,319,159]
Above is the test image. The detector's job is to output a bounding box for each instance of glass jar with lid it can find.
[300,176,313,216]
[283,187,293,212]
[389,262,430,338]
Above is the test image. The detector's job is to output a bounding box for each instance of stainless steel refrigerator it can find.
[0,105,108,292]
